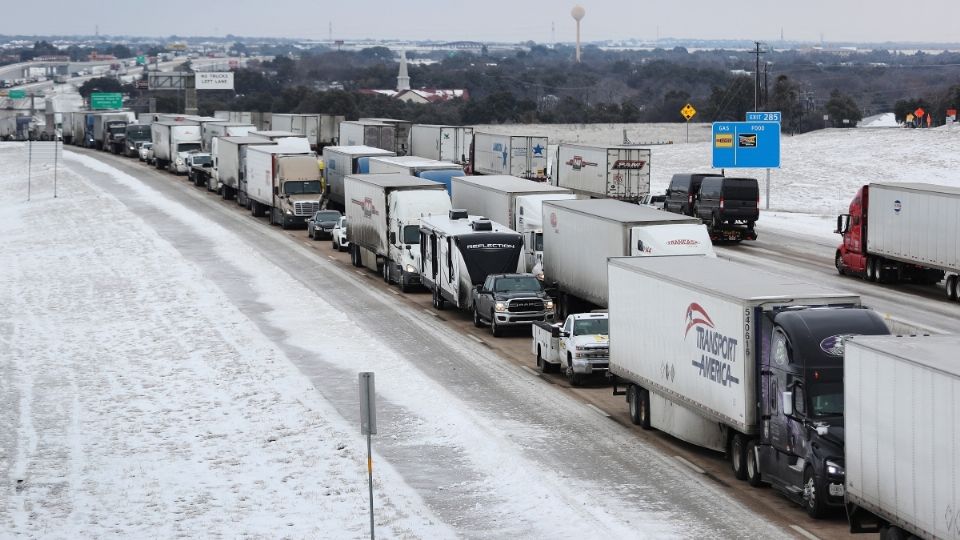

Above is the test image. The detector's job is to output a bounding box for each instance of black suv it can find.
[695,177,760,229]
[664,173,723,216]
[471,273,555,337]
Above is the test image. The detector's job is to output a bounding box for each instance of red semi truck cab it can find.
[835,185,869,276]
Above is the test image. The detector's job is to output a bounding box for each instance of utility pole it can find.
[753,41,763,111]
[763,62,770,108]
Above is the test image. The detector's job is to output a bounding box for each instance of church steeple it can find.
[397,50,410,91]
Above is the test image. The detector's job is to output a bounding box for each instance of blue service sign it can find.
[712,121,781,169]
[746,111,782,122]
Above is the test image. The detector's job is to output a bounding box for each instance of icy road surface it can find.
[0,144,788,538]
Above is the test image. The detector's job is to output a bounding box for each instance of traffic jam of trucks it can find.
[63,106,960,538]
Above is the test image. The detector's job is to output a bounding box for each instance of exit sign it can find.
[8,89,26,99]
[90,92,123,109]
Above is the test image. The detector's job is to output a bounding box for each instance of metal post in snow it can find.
[685,120,689,143]
[359,372,377,540]
[27,140,32,202]
[54,140,59,198]
[765,168,771,210]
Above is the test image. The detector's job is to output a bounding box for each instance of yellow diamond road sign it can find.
[681,103,696,121]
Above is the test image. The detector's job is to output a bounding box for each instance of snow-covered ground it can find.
[0,145,448,538]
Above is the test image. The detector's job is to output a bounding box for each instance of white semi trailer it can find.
[473,132,549,181]
[554,143,651,202]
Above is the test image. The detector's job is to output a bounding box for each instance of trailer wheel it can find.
[730,433,748,480]
[745,439,764,487]
[947,275,958,301]
[432,287,445,310]
[866,257,877,282]
[628,385,651,429]
[880,526,909,540]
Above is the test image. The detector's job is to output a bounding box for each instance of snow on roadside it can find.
[0,144,450,539]
[61,152,698,536]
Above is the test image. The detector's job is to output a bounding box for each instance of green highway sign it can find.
[90,92,123,109]
[136,55,146,65]
[8,90,26,99]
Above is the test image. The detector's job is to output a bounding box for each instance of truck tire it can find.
[745,439,763,487]
[432,287,445,310]
[628,385,651,429]
[879,526,909,540]
[835,251,845,275]
[866,257,877,282]
[491,313,503,337]
[946,275,958,301]
[803,466,828,519]
[473,307,484,328]
[730,433,748,480]
[566,358,583,387]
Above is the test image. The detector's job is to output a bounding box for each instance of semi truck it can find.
[214,110,271,130]
[269,113,344,149]
[213,136,289,200]
[90,111,135,151]
[607,256,890,518]
[554,143,651,202]
[419,211,524,311]
[836,182,960,299]
[322,145,397,208]
[450,175,576,274]
[844,334,960,538]
[542,199,715,316]
[361,118,411,155]
[243,146,322,228]
[344,174,452,291]
[338,120,397,154]
[473,132,548,181]
[367,156,464,192]
[201,121,254,151]
[151,120,201,172]
[122,124,152,157]
[410,124,473,165]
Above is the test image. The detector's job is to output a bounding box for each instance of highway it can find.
[61,145,960,538]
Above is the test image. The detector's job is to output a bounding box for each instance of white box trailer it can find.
[542,199,714,312]
[339,121,397,153]
[367,156,464,192]
[845,334,960,539]
[344,174,451,290]
[473,132,548,180]
[202,121,254,151]
[322,145,396,207]
[270,113,344,148]
[410,124,473,164]
[213,136,280,199]
[555,143,651,202]
[450,175,576,272]
[151,120,201,169]
[243,146,321,228]
[361,118,411,155]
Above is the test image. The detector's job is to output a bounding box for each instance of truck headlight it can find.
[285,209,293,215]
[544,300,554,311]
[404,264,415,273]
[495,302,508,313]
[825,460,844,476]
[175,158,183,165]
[536,272,544,281]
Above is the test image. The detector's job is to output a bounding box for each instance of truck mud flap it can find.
[609,374,628,396]
[845,503,882,533]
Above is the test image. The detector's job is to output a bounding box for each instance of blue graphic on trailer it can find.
[711,121,781,169]
[532,143,545,157]
[493,142,508,166]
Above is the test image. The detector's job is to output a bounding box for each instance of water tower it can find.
[571,5,585,63]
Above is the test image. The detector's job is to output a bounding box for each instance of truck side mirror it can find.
[835,214,851,234]
[273,186,279,196]
[782,391,793,416]
[389,232,397,245]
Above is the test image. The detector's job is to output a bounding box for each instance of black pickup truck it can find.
[471,273,555,337]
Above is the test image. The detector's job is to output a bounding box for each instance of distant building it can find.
[358,51,467,103]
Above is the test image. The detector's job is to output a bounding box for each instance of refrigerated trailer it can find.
[608,256,889,517]
[269,113,344,149]
[338,120,397,154]
[554,143,651,202]
[361,118,411,155]
[321,145,396,208]
[410,124,473,165]
[845,334,960,539]
[344,174,451,290]
[542,199,714,315]
[473,132,548,181]
[450,175,575,273]
[837,182,960,299]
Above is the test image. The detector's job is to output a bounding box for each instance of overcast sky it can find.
[3,1,959,44]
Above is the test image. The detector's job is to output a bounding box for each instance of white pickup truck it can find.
[531,312,609,385]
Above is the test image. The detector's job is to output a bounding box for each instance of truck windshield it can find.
[809,382,843,418]
[192,155,212,166]
[403,225,420,244]
[494,276,542,292]
[108,125,126,134]
[574,318,609,336]
[283,181,321,194]
[177,143,201,153]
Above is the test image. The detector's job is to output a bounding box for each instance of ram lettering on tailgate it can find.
[685,303,740,387]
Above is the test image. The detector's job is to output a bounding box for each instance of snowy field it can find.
[0,145,448,538]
